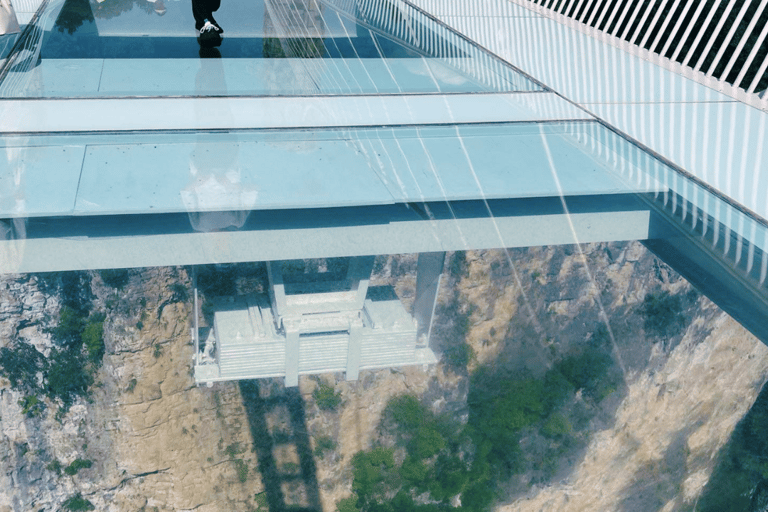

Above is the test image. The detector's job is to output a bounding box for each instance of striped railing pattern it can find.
[516,0,768,109]
[405,0,768,293]
[319,0,540,91]
[560,119,768,291]
[0,0,59,96]
[10,0,45,15]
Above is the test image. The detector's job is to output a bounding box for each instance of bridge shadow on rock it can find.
[239,379,322,512]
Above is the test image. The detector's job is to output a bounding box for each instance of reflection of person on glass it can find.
[192,0,223,38]
[181,45,258,232]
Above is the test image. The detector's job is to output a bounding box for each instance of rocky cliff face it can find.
[447,243,768,511]
[0,242,765,511]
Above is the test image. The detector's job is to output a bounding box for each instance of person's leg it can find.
[207,0,222,33]
[192,0,222,32]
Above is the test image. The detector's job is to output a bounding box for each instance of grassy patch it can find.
[233,458,248,483]
[51,305,86,346]
[313,383,342,411]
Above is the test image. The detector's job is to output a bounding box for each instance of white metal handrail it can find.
[517,0,768,109]
[319,0,540,91]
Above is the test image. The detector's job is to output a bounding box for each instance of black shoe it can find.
[198,30,222,48]
[197,20,223,48]
[198,20,221,36]
[208,16,224,34]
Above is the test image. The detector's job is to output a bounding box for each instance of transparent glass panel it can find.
[0,0,540,97]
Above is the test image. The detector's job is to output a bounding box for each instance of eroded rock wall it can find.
[0,243,766,511]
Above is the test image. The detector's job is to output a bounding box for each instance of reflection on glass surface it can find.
[0,0,539,97]
[3,0,768,510]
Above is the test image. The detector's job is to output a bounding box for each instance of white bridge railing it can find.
[319,0,540,91]
[511,0,768,110]
[10,0,45,24]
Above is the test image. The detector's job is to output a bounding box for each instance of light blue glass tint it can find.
[0,0,541,97]
[1,122,656,218]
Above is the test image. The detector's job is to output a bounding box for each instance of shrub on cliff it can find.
[64,458,93,475]
[51,305,86,346]
[46,349,91,404]
[62,493,94,511]
[555,347,619,403]
[313,383,342,411]
[82,313,105,362]
[641,290,683,337]
[99,268,130,289]
[0,342,46,393]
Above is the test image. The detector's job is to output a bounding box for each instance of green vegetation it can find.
[18,395,43,417]
[47,308,105,404]
[82,313,105,362]
[52,306,87,346]
[224,442,245,458]
[233,458,249,483]
[62,493,95,511]
[0,343,45,392]
[342,395,476,512]
[313,436,336,459]
[254,492,268,510]
[64,458,92,476]
[542,413,572,439]
[337,496,360,512]
[697,380,768,511]
[222,442,249,483]
[0,272,105,415]
[263,37,325,58]
[556,346,619,402]
[433,301,475,373]
[196,265,238,297]
[431,253,476,373]
[99,268,130,289]
[169,282,189,302]
[46,459,63,475]
[46,349,92,405]
[313,383,342,411]
[640,290,683,337]
[342,324,623,511]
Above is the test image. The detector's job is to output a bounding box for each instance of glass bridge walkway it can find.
[1,0,767,384]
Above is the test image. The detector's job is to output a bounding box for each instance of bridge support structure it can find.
[194,255,442,387]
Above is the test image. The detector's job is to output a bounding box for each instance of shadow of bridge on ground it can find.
[240,379,322,512]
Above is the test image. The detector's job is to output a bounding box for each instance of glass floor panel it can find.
[1,121,660,218]
[0,0,541,97]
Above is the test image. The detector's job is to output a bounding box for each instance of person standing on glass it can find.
[192,0,223,38]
